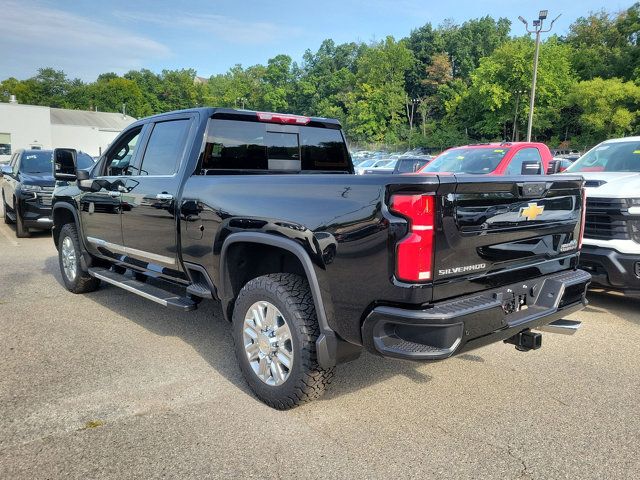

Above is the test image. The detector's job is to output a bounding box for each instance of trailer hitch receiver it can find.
[504,330,542,352]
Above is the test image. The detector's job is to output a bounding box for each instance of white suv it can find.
[565,137,640,296]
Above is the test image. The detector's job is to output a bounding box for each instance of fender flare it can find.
[219,232,360,368]
[52,202,91,270]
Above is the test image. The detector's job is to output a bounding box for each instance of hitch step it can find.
[504,330,542,351]
[88,267,197,311]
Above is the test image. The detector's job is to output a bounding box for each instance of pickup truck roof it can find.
[132,107,343,130]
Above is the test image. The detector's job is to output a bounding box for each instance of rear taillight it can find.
[389,194,435,282]
[256,112,311,125]
[578,187,587,249]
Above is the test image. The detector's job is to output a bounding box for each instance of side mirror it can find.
[521,160,542,175]
[53,148,78,181]
[0,165,12,177]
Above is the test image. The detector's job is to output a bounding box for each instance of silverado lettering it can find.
[438,263,487,276]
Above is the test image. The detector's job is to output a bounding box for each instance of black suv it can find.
[1,149,93,237]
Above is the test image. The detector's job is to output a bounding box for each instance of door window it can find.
[105,127,142,176]
[138,119,191,176]
[506,147,542,175]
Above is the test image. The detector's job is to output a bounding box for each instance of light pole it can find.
[518,10,561,142]
[511,89,526,142]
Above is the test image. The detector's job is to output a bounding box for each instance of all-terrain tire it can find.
[58,223,101,294]
[232,273,334,409]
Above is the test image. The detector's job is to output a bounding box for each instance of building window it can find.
[0,133,10,156]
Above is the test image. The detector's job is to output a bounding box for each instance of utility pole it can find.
[518,10,561,142]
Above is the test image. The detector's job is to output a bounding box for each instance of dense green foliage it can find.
[2,3,639,149]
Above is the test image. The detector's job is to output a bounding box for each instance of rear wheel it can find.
[58,223,100,293]
[15,205,30,238]
[232,273,334,409]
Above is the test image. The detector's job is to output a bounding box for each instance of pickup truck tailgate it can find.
[432,176,585,302]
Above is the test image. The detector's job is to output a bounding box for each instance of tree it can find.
[87,76,148,117]
[439,16,511,79]
[261,55,294,111]
[454,37,575,140]
[295,39,362,121]
[566,3,640,81]
[565,77,640,142]
[124,69,164,113]
[346,37,414,143]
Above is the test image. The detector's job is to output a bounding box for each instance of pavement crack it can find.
[507,444,532,479]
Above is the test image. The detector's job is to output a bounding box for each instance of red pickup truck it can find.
[419,142,553,176]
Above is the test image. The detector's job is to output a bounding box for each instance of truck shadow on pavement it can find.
[42,256,436,403]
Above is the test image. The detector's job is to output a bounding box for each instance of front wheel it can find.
[58,223,101,294]
[232,273,334,409]
[15,205,30,238]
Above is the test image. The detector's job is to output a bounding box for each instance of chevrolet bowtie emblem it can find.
[519,202,545,221]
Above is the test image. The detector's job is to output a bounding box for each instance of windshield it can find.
[20,151,52,174]
[358,159,375,168]
[374,160,392,167]
[566,141,640,173]
[421,147,510,174]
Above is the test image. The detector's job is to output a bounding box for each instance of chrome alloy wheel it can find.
[61,236,77,282]
[243,301,294,386]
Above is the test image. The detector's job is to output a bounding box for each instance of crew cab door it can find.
[120,116,194,269]
[80,125,145,257]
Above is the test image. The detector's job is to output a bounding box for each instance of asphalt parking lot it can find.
[0,218,639,480]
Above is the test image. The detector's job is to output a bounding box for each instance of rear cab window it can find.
[198,118,351,174]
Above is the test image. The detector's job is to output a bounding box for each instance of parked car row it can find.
[352,142,587,176]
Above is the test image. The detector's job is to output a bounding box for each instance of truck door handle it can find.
[108,191,121,198]
[156,193,174,201]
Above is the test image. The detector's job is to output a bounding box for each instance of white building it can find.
[0,99,136,162]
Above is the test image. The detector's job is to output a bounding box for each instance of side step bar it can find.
[537,319,582,336]
[88,267,197,311]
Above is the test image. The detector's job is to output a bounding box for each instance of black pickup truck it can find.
[51,108,590,409]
